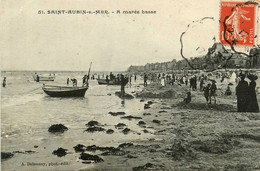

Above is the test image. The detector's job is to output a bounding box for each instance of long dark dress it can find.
[247,81,259,112]
[236,80,249,112]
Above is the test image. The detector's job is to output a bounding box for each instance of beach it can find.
[93,81,260,170]
[1,71,260,170]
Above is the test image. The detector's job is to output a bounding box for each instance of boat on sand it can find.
[42,84,88,97]
[97,79,121,85]
[42,62,92,97]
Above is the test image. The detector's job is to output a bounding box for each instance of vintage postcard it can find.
[1,0,260,170]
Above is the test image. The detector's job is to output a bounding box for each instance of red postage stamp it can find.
[220,1,256,46]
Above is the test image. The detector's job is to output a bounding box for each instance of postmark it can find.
[220,1,257,46]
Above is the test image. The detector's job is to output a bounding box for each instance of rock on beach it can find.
[1,152,14,160]
[121,115,142,120]
[52,148,68,157]
[79,153,104,163]
[122,128,131,135]
[85,126,105,133]
[74,144,86,153]
[115,123,127,129]
[106,129,114,134]
[86,120,99,127]
[48,124,68,133]
[108,112,126,116]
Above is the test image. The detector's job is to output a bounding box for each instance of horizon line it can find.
[1,69,127,72]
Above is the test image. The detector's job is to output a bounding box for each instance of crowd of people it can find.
[140,72,219,104]
[138,70,259,112]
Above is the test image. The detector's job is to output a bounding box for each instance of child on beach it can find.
[184,92,191,104]
[225,85,232,95]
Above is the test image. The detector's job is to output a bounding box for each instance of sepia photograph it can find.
[1,0,260,170]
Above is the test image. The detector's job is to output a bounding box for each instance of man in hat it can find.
[236,74,249,112]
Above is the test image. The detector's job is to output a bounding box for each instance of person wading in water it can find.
[2,77,6,87]
[106,75,109,84]
[36,75,40,82]
[120,74,128,97]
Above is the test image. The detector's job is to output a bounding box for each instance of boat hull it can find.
[42,85,88,97]
[97,79,121,85]
[33,75,55,81]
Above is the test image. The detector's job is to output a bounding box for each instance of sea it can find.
[1,71,153,170]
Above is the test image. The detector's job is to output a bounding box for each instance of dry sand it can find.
[92,82,260,171]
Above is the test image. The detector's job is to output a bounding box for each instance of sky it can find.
[0,0,257,71]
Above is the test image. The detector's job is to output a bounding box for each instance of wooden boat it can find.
[42,84,88,97]
[42,62,92,97]
[97,79,121,85]
[33,73,55,81]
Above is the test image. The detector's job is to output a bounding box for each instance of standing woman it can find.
[161,73,166,86]
[236,74,249,112]
[247,74,259,112]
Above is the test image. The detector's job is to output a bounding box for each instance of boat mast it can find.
[86,62,92,84]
